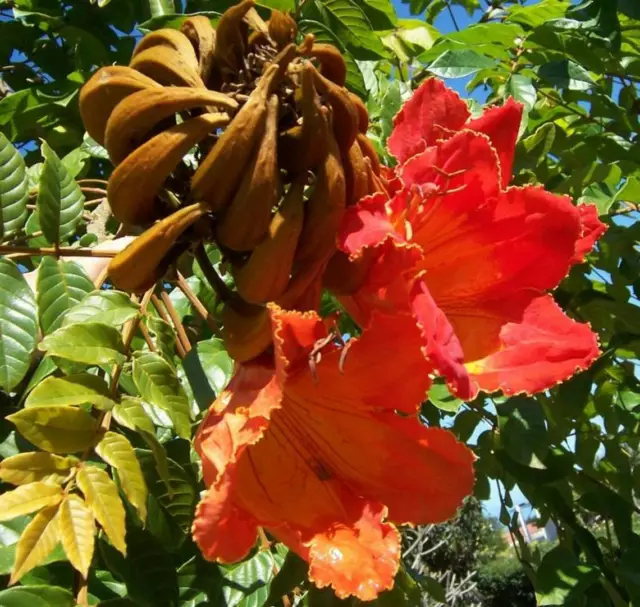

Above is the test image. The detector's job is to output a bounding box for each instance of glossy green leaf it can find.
[0,258,38,392]
[0,585,75,607]
[0,132,28,238]
[36,141,84,244]
[25,373,116,410]
[222,550,284,607]
[132,352,191,438]
[148,0,175,18]
[538,59,596,91]
[535,546,598,605]
[427,48,494,78]
[36,257,94,335]
[62,290,140,328]
[39,322,125,366]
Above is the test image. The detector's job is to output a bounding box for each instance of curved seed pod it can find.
[278,62,330,174]
[348,91,369,134]
[132,29,199,71]
[130,45,206,88]
[79,66,160,146]
[356,132,381,175]
[304,43,346,87]
[232,176,306,304]
[268,11,297,48]
[108,112,228,226]
[294,129,346,269]
[222,302,272,363]
[104,87,237,164]
[212,0,254,83]
[108,203,208,293]
[216,95,281,252]
[343,139,369,207]
[310,64,358,155]
[191,62,283,211]
[180,16,217,82]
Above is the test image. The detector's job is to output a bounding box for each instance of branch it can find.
[176,272,221,336]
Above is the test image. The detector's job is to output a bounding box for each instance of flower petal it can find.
[466,295,601,395]
[571,203,607,264]
[305,503,400,601]
[192,478,259,563]
[465,98,523,187]
[409,277,473,400]
[388,78,470,164]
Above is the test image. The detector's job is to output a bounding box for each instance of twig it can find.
[176,272,221,336]
[80,186,107,196]
[160,291,192,354]
[1,230,43,245]
[78,178,108,185]
[0,244,116,258]
[151,294,187,358]
[446,1,460,31]
[139,321,157,353]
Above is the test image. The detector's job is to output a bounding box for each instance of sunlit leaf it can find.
[112,397,156,435]
[76,464,127,556]
[36,257,94,335]
[0,452,77,486]
[0,482,62,522]
[7,406,101,454]
[58,494,95,578]
[132,352,191,439]
[0,258,38,392]
[36,141,84,244]
[96,432,148,523]
[9,505,60,585]
[62,290,139,328]
[39,322,125,366]
[25,373,116,410]
[0,132,29,238]
[427,48,494,78]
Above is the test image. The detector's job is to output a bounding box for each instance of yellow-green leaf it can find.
[0,482,63,522]
[25,373,116,411]
[10,504,60,584]
[96,432,147,523]
[0,452,77,486]
[58,494,95,578]
[76,464,126,556]
[7,406,101,453]
[112,396,155,435]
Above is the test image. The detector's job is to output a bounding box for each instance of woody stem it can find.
[176,272,221,336]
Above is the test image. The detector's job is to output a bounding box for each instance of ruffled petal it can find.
[466,295,601,395]
[409,277,473,400]
[192,477,259,563]
[400,131,501,203]
[305,503,400,601]
[571,203,607,264]
[388,78,470,164]
[273,306,432,414]
[465,98,523,187]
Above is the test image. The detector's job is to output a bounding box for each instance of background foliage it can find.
[1,0,640,605]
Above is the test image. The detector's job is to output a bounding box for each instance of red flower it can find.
[330,78,605,399]
[192,305,474,601]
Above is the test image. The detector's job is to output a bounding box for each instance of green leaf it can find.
[62,290,140,328]
[427,382,463,412]
[112,397,156,435]
[36,257,94,335]
[39,322,125,366]
[505,74,536,111]
[132,352,191,439]
[307,0,389,60]
[0,258,38,391]
[0,482,62,522]
[36,141,84,244]
[0,452,77,486]
[80,134,109,160]
[181,337,233,411]
[538,59,596,91]
[265,550,308,607]
[351,0,397,30]
[222,550,283,607]
[148,0,175,18]
[535,545,598,605]
[0,132,29,239]
[497,396,549,467]
[58,494,95,578]
[96,432,148,523]
[145,316,176,363]
[427,48,494,78]
[7,406,101,453]
[25,373,116,410]
[0,585,75,607]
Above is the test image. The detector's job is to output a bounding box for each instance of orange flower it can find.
[192,305,475,601]
[328,79,605,399]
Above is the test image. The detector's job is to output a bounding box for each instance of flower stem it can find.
[176,272,221,336]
